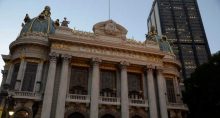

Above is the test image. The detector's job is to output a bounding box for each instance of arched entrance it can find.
[101,114,115,118]
[132,115,142,118]
[14,110,30,118]
[68,112,85,118]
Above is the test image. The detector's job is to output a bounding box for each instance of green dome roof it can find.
[20,6,55,35]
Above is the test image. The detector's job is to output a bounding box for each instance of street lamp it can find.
[0,89,15,118]
[7,96,15,117]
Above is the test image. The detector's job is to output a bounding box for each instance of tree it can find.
[183,51,220,118]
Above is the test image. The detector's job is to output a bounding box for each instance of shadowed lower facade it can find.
[0,7,187,118]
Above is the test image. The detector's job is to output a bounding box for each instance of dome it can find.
[20,6,55,35]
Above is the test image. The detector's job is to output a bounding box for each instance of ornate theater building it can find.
[0,6,187,118]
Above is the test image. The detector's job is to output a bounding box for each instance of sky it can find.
[0,0,220,81]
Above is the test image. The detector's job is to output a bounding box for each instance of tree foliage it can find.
[183,51,220,118]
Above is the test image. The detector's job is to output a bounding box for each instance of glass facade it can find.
[148,0,211,79]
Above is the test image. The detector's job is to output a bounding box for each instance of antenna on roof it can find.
[108,0,111,19]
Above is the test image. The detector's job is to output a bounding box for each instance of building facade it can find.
[0,7,187,118]
[147,0,211,79]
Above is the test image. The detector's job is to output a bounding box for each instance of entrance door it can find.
[132,115,142,118]
[101,114,115,118]
[68,112,85,118]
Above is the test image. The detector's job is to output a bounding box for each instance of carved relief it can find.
[93,20,127,39]
[51,43,70,50]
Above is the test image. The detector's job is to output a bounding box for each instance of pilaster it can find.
[33,60,44,92]
[5,64,14,86]
[17,58,26,90]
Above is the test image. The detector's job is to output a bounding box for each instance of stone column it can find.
[55,54,71,118]
[41,52,59,118]
[120,61,129,118]
[146,65,158,118]
[157,67,168,118]
[90,57,101,118]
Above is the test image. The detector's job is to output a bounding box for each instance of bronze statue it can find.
[61,17,70,27]
[54,19,60,28]
[24,14,31,23]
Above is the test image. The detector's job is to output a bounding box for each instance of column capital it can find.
[120,61,129,69]
[146,64,155,71]
[49,52,59,62]
[61,54,72,61]
[91,57,102,65]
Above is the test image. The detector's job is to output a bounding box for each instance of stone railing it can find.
[11,91,42,100]
[129,99,148,107]
[72,30,95,38]
[66,94,90,103]
[167,102,188,110]
[99,96,120,105]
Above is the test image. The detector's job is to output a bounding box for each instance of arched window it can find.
[100,69,116,97]
[128,72,143,99]
[14,110,30,118]
[69,67,88,95]
[68,112,85,118]
[101,114,115,118]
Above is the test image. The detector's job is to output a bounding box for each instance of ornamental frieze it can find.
[51,43,163,64]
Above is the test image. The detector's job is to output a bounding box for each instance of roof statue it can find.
[61,17,70,27]
[54,19,60,28]
[20,6,55,35]
[145,26,160,43]
[159,35,174,54]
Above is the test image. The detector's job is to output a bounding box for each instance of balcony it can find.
[99,96,120,105]
[11,91,42,100]
[167,102,188,110]
[129,99,148,107]
[66,94,90,103]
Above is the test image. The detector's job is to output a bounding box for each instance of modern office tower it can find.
[147,0,211,79]
[0,6,187,118]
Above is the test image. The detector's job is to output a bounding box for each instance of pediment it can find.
[93,20,127,39]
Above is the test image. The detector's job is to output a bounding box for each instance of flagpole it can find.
[109,0,111,19]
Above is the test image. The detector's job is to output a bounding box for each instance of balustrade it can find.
[129,99,148,107]
[66,94,90,103]
[12,91,41,100]
[167,102,188,110]
[99,96,120,105]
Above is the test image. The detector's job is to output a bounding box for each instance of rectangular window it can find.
[166,79,176,103]
[69,67,88,95]
[128,72,143,99]
[100,70,116,97]
[10,63,20,90]
[21,62,38,91]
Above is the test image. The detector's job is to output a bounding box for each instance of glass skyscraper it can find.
[147,0,211,79]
